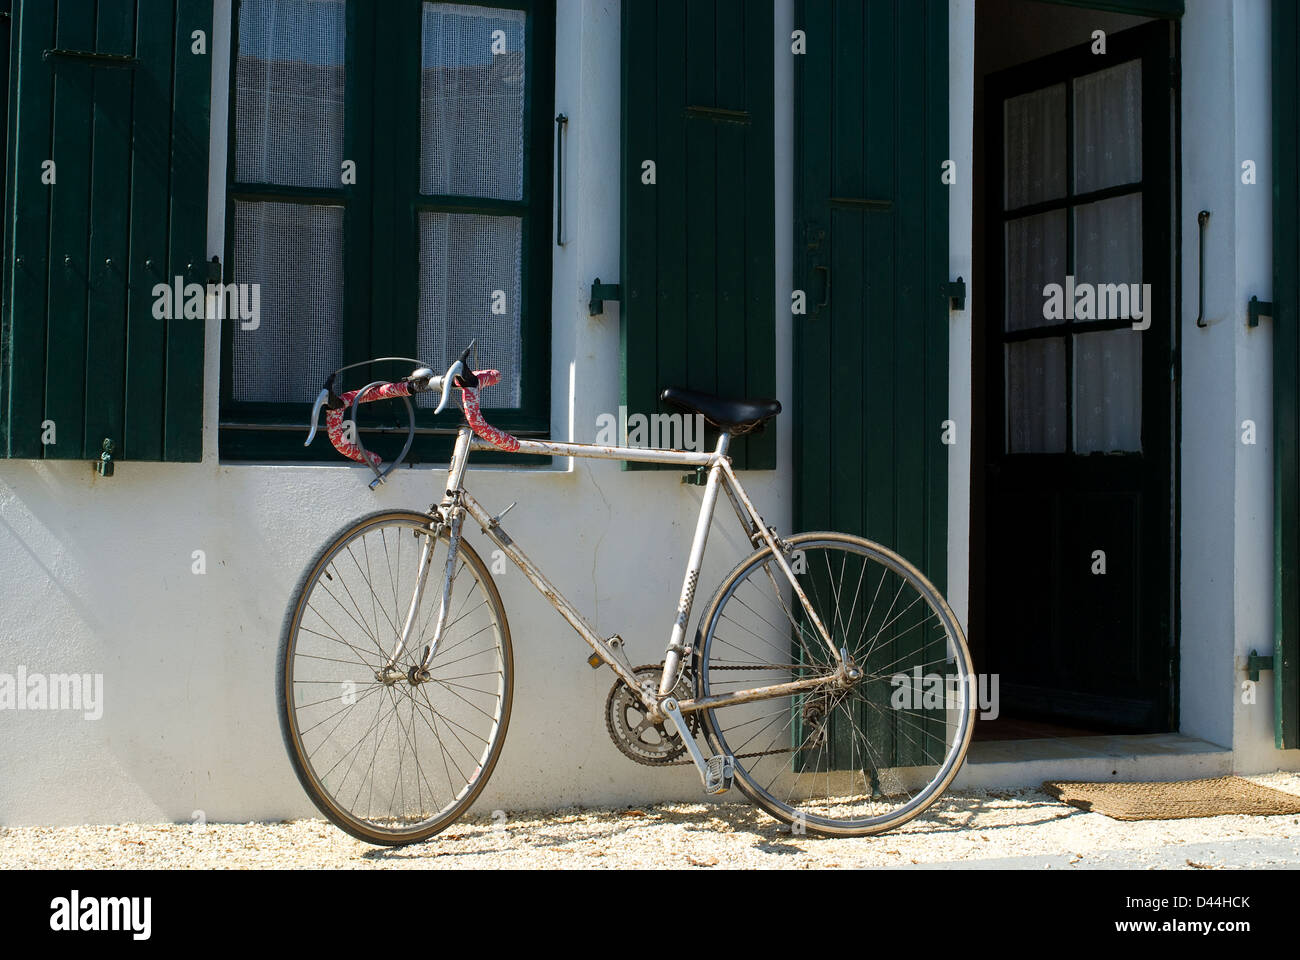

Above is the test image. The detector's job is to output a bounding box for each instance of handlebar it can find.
[304,345,520,485]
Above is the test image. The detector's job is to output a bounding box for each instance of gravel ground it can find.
[3,772,1299,870]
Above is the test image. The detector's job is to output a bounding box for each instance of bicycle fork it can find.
[379,431,473,682]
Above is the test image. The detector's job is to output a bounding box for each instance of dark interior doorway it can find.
[969,1,1179,739]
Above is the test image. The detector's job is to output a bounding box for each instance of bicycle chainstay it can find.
[652,662,812,767]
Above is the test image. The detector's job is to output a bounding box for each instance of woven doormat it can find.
[1042,776,1300,821]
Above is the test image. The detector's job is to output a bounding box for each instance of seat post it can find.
[714,432,732,457]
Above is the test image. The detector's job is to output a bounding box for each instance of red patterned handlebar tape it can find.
[324,371,520,463]
[460,370,521,453]
[325,381,414,465]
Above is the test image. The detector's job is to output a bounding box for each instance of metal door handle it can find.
[815,265,830,309]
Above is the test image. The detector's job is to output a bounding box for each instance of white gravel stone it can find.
[2,772,1297,869]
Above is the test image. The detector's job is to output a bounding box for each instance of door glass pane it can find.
[1074,193,1143,312]
[232,201,345,403]
[1073,60,1142,194]
[1004,84,1066,209]
[1006,338,1067,454]
[236,0,346,188]
[419,212,523,407]
[1074,329,1142,453]
[1005,210,1067,331]
[421,2,527,200]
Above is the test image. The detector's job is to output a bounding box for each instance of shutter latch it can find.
[589,278,622,317]
[95,439,115,478]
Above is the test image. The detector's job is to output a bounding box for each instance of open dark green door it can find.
[793,0,949,769]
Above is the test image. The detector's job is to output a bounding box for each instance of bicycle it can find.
[277,344,975,845]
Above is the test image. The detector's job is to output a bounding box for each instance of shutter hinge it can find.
[44,48,140,69]
[589,278,621,317]
[1246,650,1274,682]
[1247,295,1272,328]
[941,277,966,311]
[207,255,222,285]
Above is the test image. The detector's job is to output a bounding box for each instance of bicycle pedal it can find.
[586,651,603,669]
[704,754,735,795]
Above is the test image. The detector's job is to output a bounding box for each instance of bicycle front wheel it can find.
[278,510,512,845]
[695,532,974,836]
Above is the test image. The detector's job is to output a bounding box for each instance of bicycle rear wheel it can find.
[695,532,973,836]
[278,509,512,845]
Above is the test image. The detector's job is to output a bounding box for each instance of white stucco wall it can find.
[0,0,796,826]
[1181,0,1297,770]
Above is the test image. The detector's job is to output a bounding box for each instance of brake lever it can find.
[305,388,331,446]
[436,361,464,413]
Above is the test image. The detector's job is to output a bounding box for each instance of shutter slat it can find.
[123,0,176,462]
[741,0,775,469]
[712,0,748,453]
[620,0,659,450]
[43,0,97,460]
[83,0,136,459]
[3,0,57,458]
[163,0,212,462]
[653,0,686,414]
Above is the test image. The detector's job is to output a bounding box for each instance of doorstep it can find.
[954,733,1232,790]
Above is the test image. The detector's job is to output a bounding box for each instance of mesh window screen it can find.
[237,0,346,188]
[418,212,523,407]
[420,3,526,200]
[232,201,345,403]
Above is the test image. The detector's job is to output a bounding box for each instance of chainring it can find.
[605,664,699,766]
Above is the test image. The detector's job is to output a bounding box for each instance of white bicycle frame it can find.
[383,424,854,786]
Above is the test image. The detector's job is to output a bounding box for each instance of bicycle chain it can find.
[647,662,812,766]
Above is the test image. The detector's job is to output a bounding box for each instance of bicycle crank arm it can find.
[661,697,734,795]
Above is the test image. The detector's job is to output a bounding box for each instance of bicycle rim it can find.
[278,510,512,845]
[696,532,974,836]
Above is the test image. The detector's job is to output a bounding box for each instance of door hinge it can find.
[207,255,222,285]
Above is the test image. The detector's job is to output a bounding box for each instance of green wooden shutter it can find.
[794,0,948,590]
[1,0,212,462]
[1272,0,1300,750]
[620,0,776,470]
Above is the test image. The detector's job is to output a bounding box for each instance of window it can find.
[221,0,554,462]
